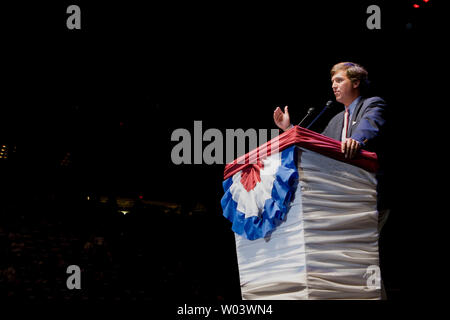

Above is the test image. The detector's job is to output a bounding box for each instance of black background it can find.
[0,0,441,314]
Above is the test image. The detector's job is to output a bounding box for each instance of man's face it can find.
[331,70,360,106]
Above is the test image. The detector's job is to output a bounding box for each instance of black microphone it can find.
[306,100,333,129]
[297,107,315,127]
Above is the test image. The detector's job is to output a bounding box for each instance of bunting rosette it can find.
[221,146,298,240]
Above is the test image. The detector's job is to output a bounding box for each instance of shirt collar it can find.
[346,96,362,116]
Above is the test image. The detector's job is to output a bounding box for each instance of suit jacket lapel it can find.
[348,97,365,137]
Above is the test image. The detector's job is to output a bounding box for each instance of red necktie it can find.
[341,108,349,142]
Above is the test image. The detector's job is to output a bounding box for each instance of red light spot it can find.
[423,0,429,3]
[139,195,143,199]
[413,4,420,8]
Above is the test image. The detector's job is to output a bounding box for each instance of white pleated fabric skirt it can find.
[234,147,382,300]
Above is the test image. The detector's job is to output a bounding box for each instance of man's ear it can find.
[352,80,360,89]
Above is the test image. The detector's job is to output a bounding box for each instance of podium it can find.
[221,126,382,300]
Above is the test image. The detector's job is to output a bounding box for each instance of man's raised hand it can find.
[273,106,291,131]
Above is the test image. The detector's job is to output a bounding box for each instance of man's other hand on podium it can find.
[341,137,361,159]
[273,106,292,131]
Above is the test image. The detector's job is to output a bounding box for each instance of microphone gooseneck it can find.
[306,100,333,129]
[297,107,315,127]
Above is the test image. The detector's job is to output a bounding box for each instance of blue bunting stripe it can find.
[221,146,299,240]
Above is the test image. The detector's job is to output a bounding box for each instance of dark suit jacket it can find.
[322,96,388,155]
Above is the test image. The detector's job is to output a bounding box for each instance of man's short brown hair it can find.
[331,62,369,93]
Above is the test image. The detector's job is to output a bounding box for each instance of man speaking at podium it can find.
[226,61,391,299]
[274,62,387,159]
[273,61,389,226]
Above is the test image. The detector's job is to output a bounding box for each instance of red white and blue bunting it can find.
[221,146,298,240]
